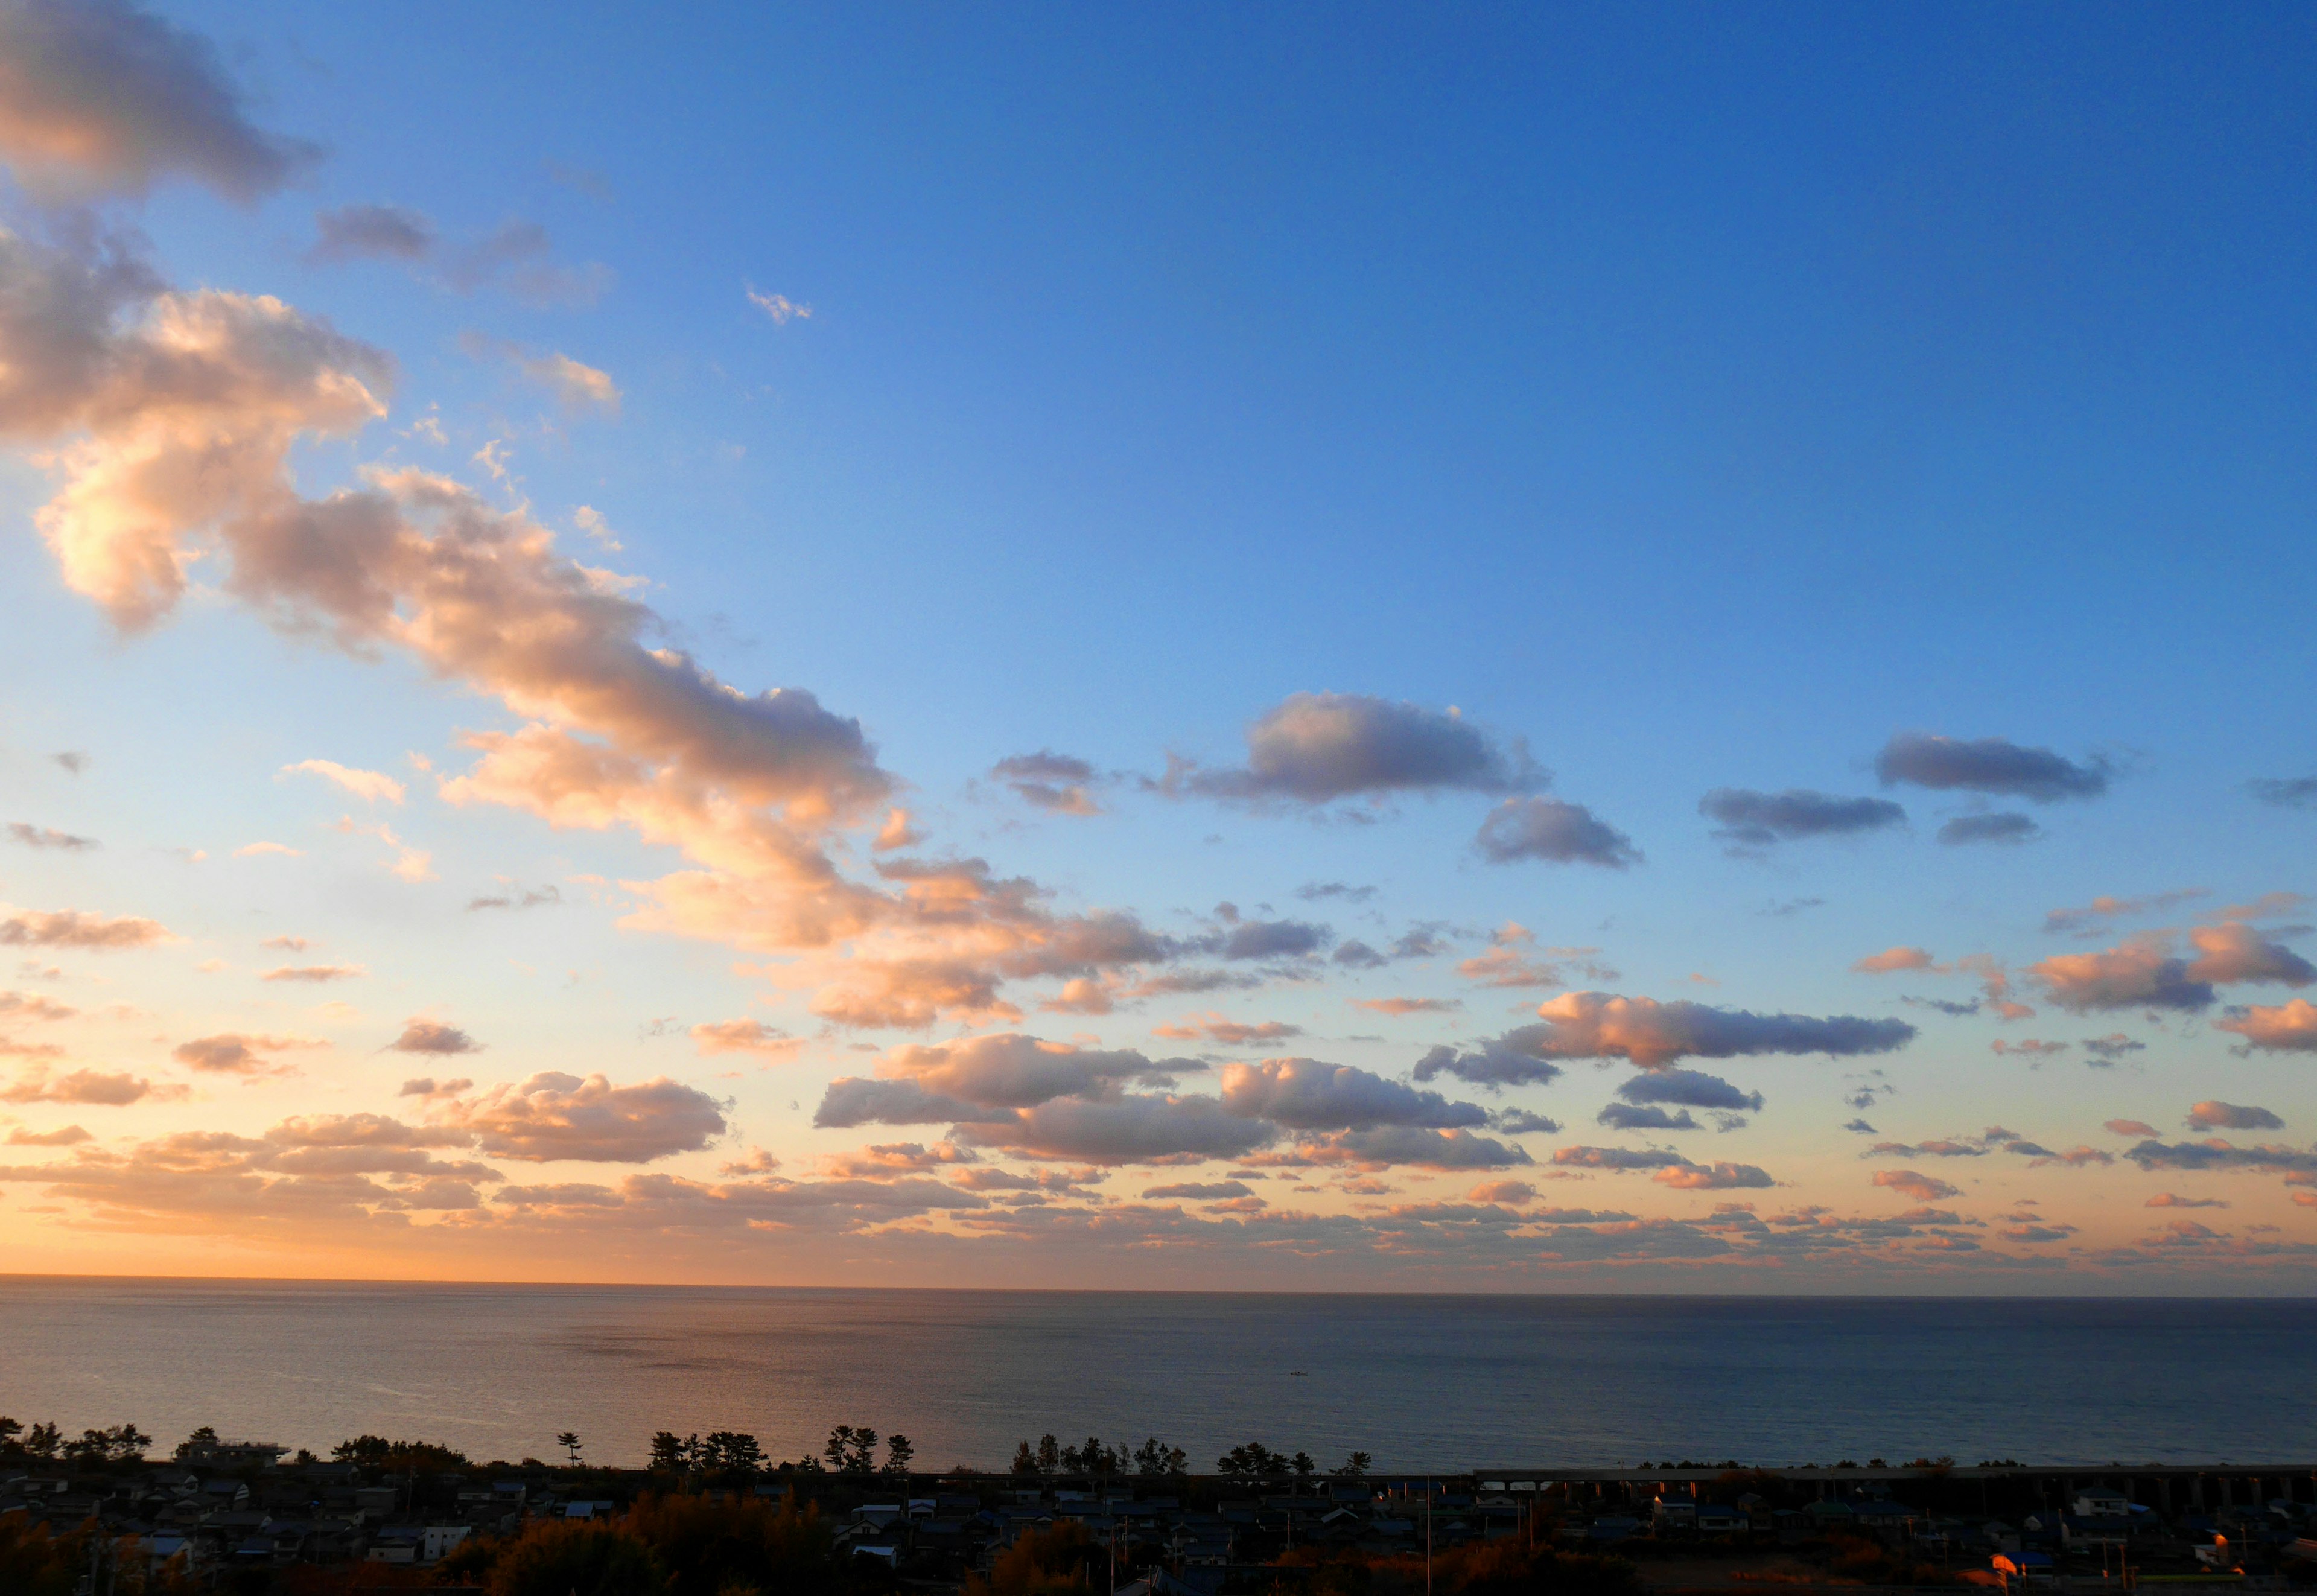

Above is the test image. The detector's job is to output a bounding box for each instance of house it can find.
[176,1439,287,1470]
[1696,1504,1747,1534]
[2062,1515,2128,1549]
[421,1524,471,1562]
[2072,1490,2129,1519]
[1652,1498,1698,1531]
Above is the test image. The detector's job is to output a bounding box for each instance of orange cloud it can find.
[1873,1169,1961,1203]
[1853,946,1933,973]
[2216,998,2317,1053]
[1352,997,1461,1016]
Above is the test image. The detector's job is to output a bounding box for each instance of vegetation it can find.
[440,1490,845,1596]
[0,1515,195,1596]
[1009,1433,1192,1477]
[0,1416,151,1467]
[967,1520,1103,1596]
[330,1434,472,1470]
[1281,1533,1642,1596]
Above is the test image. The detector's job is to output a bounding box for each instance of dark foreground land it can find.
[4,1428,2314,1596]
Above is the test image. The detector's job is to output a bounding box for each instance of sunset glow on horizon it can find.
[1,0,2312,1289]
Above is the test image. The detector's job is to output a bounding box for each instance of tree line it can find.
[1008,1435,1372,1480]
[5,1414,1372,1480]
[0,1416,151,1466]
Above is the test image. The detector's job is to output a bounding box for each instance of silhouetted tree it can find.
[825,1425,879,1475]
[705,1431,764,1474]
[1219,1442,1286,1478]
[883,1434,914,1476]
[1330,1452,1373,1478]
[333,1434,471,1470]
[1011,1441,1040,1477]
[558,1431,585,1468]
[1133,1437,1187,1476]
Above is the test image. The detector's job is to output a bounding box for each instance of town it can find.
[4,1419,2316,1595]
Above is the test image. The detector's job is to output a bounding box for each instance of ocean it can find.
[1,1279,2309,1472]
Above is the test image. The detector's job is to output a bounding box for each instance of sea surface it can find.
[2,1280,2310,1472]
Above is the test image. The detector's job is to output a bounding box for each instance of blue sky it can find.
[0,1,2312,1286]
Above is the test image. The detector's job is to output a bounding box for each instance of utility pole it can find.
[1426,1477,1434,1596]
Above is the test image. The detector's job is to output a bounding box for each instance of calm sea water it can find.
[1,1280,2309,1472]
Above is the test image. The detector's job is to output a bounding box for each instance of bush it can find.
[968,1521,1102,1596]
[482,1520,666,1596]
[623,1490,840,1596]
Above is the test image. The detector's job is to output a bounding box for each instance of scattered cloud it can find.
[439,220,613,306]
[1489,1108,1560,1135]
[0,0,319,200]
[1159,693,1539,807]
[2247,775,2317,810]
[1875,733,2109,802]
[1,1066,161,1105]
[1697,788,1904,853]
[1990,1038,2068,1060]
[171,1032,325,1075]
[390,1021,482,1056]
[1598,1104,1698,1131]
[1854,946,1934,974]
[260,964,364,984]
[1152,1013,1303,1046]
[2217,999,2317,1053]
[1352,996,1460,1016]
[1418,993,1913,1076]
[1937,813,2041,846]
[990,751,1102,815]
[6,1123,91,1146]
[432,1072,728,1162]
[2045,889,2208,936]
[0,908,170,949]
[2146,1193,2229,1209]
[1616,1069,1765,1112]
[233,841,300,858]
[1874,1169,1962,1202]
[746,287,812,324]
[1654,1161,1774,1191]
[2080,1035,2147,1063]
[690,1019,801,1060]
[2030,925,2315,1014]
[1142,1180,1253,1202]
[2186,1101,2283,1132]
[1214,918,1330,961]
[1474,797,1640,869]
[0,989,75,1022]
[281,759,406,805]
[7,823,97,851]
[1456,924,1611,990]
[398,1076,473,1098]
[463,334,621,416]
[2122,1138,2317,1174]
[1219,1058,1487,1131]
[466,885,561,911]
[304,204,436,265]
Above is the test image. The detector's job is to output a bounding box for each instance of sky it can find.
[0,0,2313,1291]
